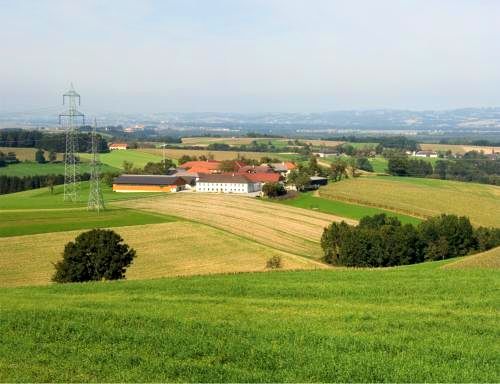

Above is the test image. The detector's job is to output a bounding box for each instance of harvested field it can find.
[318,176,500,227]
[137,148,287,161]
[119,194,356,258]
[181,137,271,146]
[0,147,63,161]
[303,139,344,147]
[420,143,500,154]
[443,247,500,270]
[0,222,323,288]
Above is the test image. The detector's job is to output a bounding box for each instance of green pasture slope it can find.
[0,182,160,210]
[0,208,174,237]
[79,150,163,169]
[0,162,119,176]
[276,192,421,225]
[0,262,498,382]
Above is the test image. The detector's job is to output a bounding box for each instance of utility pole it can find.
[59,84,85,202]
[88,118,105,212]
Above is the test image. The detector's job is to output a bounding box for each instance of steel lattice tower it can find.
[59,84,85,202]
[88,118,105,212]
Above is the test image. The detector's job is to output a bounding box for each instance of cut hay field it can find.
[0,222,322,288]
[119,193,356,259]
[443,246,500,270]
[421,143,500,154]
[1,264,498,382]
[0,147,63,161]
[137,148,292,162]
[276,192,421,225]
[319,176,500,227]
[181,137,273,146]
[0,161,119,176]
[79,150,163,169]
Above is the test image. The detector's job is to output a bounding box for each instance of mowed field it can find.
[421,143,500,154]
[0,147,64,161]
[0,221,321,288]
[136,147,291,161]
[443,246,500,270]
[0,161,119,176]
[181,137,345,148]
[79,149,163,169]
[1,263,498,382]
[119,193,356,258]
[319,176,500,227]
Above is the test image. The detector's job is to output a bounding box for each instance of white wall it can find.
[196,181,260,193]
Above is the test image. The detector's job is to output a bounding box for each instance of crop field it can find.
[443,246,500,270]
[1,262,498,382]
[319,176,500,227]
[0,221,322,288]
[0,147,64,161]
[136,148,295,162]
[0,208,174,237]
[421,143,500,154]
[0,182,159,210]
[79,150,163,169]
[276,192,421,225]
[119,193,355,258]
[0,161,119,176]
[181,137,273,146]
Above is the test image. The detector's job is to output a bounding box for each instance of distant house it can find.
[414,150,438,158]
[108,143,128,150]
[112,174,194,193]
[196,173,261,194]
[268,162,297,176]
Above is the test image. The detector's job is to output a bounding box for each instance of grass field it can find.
[275,192,421,225]
[1,262,498,382]
[0,222,323,288]
[443,246,500,270]
[0,182,159,210]
[79,150,163,169]
[0,161,119,176]
[0,147,63,162]
[318,176,500,227]
[119,193,356,259]
[0,208,174,237]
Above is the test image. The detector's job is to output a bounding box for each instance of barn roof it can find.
[113,174,190,186]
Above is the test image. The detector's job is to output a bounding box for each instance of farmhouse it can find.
[269,162,297,176]
[112,174,195,192]
[108,143,129,150]
[196,173,261,193]
[414,150,438,158]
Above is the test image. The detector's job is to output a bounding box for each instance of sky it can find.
[1,0,500,113]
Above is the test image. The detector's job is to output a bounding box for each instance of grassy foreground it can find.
[0,263,498,382]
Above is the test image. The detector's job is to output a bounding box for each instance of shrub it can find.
[266,255,282,269]
[262,182,286,198]
[52,229,136,283]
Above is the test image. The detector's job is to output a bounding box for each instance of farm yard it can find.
[318,176,500,227]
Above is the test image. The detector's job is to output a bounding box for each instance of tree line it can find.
[0,129,108,153]
[0,173,91,195]
[321,213,500,267]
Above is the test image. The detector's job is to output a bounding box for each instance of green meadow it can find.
[79,149,164,169]
[276,192,421,225]
[0,182,160,210]
[0,263,498,382]
[0,208,175,237]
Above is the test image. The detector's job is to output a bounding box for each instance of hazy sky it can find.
[1,0,500,113]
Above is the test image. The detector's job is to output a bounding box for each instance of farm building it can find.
[196,173,261,194]
[179,160,221,174]
[112,174,195,192]
[108,143,129,150]
[414,150,438,158]
[269,162,297,176]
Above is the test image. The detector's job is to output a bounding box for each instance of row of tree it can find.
[0,151,19,167]
[321,213,500,267]
[0,129,108,153]
[0,173,91,195]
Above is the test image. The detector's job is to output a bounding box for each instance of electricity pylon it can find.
[59,84,85,202]
[88,118,105,212]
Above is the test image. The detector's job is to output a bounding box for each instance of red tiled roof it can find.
[237,165,273,174]
[244,173,281,183]
[109,143,128,147]
[180,160,221,170]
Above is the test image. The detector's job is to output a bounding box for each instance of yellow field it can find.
[420,143,500,154]
[443,246,500,269]
[181,137,271,146]
[303,140,344,147]
[318,177,500,227]
[0,147,64,161]
[0,221,324,288]
[137,148,281,161]
[119,194,356,259]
